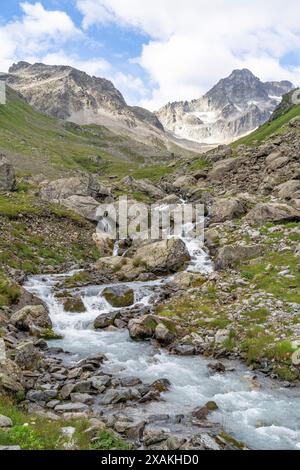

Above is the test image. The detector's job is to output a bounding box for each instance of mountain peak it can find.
[229,68,257,80]
[157,69,294,144]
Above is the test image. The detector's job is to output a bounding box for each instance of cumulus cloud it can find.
[77,0,300,109]
[0,2,81,72]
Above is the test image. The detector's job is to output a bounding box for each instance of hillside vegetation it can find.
[233,89,300,147]
[0,87,189,180]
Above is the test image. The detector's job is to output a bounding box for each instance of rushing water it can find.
[24,268,300,451]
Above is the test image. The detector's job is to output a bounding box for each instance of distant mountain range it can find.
[156,69,294,144]
[3,63,294,147]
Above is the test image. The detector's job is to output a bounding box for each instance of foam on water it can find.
[24,273,300,450]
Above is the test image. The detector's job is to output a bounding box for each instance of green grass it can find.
[0,191,98,275]
[0,398,130,450]
[239,251,300,303]
[233,104,300,147]
[91,430,131,451]
[0,271,21,307]
[0,87,191,180]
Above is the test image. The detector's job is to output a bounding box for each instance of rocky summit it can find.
[157,69,293,144]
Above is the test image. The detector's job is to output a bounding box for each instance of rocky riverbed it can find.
[7,269,296,451]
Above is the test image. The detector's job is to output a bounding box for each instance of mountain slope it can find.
[0,86,189,179]
[6,62,161,131]
[233,88,300,147]
[157,69,294,144]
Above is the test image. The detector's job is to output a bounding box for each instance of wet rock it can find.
[10,305,52,332]
[63,297,86,313]
[102,286,134,308]
[139,390,161,403]
[133,238,190,275]
[94,311,119,329]
[0,415,13,428]
[15,340,42,370]
[154,323,176,345]
[150,378,171,393]
[128,315,157,340]
[170,343,196,356]
[192,406,210,420]
[128,315,177,343]
[120,377,142,387]
[208,362,226,373]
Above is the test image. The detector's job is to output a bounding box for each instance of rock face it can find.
[211,197,248,222]
[63,297,86,313]
[0,154,16,192]
[6,62,168,152]
[133,238,190,275]
[40,175,111,222]
[10,305,52,332]
[157,69,293,144]
[102,286,134,308]
[246,203,300,225]
[216,244,264,270]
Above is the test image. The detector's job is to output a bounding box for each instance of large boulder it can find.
[275,181,300,201]
[10,305,52,332]
[173,175,197,190]
[211,197,248,223]
[209,157,242,182]
[40,175,111,222]
[121,176,166,200]
[40,175,111,203]
[216,244,264,270]
[0,154,16,192]
[102,286,134,308]
[94,311,119,329]
[128,315,177,344]
[246,203,300,225]
[133,238,190,275]
[62,195,100,222]
[63,296,86,313]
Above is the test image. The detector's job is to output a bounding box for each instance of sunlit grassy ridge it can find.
[233,89,300,147]
[0,87,186,179]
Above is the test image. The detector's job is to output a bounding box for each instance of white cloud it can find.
[77,0,300,109]
[0,2,81,72]
[40,51,111,76]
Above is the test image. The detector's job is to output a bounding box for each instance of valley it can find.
[0,62,299,451]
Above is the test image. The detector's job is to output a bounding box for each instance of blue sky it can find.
[1,1,300,109]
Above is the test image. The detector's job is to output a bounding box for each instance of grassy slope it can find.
[0,87,189,180]
[233,102,300,147]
